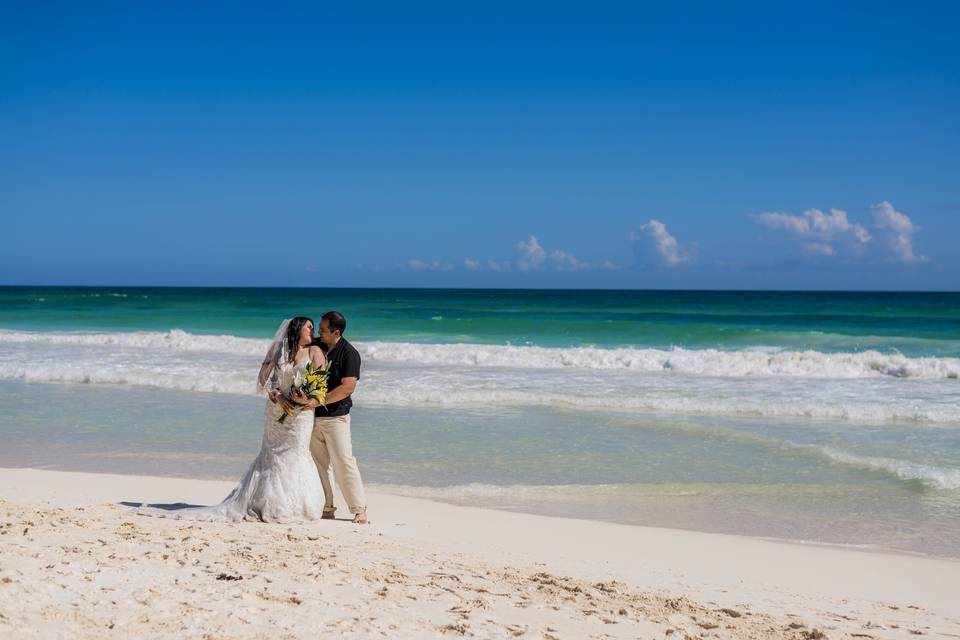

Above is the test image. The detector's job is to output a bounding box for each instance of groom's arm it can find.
[322,377,357,405]
[297,377,356,408]
[320,346,360,406]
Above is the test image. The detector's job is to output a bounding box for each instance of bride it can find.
[141,316,327,522]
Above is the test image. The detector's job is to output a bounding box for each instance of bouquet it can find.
[278,360,331,423]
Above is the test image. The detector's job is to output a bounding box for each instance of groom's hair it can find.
[322,310,347,335]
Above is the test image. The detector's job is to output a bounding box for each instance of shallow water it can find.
[3,380,957,557]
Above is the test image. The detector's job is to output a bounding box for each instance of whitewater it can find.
[2,328,959,423]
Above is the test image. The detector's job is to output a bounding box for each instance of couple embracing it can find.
[144,311,368,524]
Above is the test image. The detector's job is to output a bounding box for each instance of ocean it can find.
[1,286,958,556]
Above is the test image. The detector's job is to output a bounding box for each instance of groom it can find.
[294,310,368,524]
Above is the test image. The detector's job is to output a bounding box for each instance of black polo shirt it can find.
[311,337,361,417]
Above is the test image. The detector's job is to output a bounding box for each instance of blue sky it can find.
[2,2,958,289]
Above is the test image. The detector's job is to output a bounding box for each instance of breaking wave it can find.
[2,329,958,379]
[816,447,960,491]
[2,329,959,422]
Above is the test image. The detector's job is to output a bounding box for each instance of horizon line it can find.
[1,284,958,294]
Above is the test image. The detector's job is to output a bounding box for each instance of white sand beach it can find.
[1,468,957,639]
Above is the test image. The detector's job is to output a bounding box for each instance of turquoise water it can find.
[3,286,960,354]
[1,286,959,556]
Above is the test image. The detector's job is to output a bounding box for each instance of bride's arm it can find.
[309,345,326,368]
[258,343,280,395]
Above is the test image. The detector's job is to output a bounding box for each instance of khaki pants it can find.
[310,414,367,514]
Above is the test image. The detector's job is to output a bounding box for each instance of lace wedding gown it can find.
[141,357,325,522]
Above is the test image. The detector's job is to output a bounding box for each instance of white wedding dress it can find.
[140,356,325,523]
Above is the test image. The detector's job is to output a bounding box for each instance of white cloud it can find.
[407,259,429,271]
[510,236,592,272]
[515,236,547,272]
[871,201,926,263]
[413,235,602,275]
[752,212,812,235]
[803,242,836,256]
[456,258,513,273]
[629,219,691,266]
[406,259,454,272]
[753,202,928,264]
[752,208,871,253]
[457,258,512,273]
[487,260,512,273]
[752,207,868,258]
[809,208,872,243]
[548,249,589,272]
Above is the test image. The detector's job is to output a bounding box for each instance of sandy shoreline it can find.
[1,468,958,639]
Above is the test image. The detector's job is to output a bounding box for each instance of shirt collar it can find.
[326,337,347,355]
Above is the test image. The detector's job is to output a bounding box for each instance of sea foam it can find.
[2,329,959,422]
[816,447,960,491]
[2,329,958,379]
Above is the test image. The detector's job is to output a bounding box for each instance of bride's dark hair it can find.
[284,316,314,362]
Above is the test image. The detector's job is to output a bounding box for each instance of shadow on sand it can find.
[119,501,360,522]
[120,501,207,511]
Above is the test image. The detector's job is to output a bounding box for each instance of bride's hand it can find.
[291,389,319,409]
[271,392,295,412]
